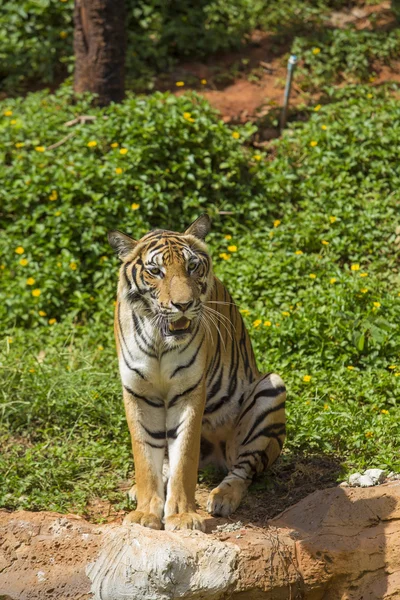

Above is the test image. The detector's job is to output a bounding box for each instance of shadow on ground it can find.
[196,452,344,532]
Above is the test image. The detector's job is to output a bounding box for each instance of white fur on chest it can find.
[118,310,205,402]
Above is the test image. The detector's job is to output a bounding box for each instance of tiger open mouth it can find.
[167,317,191,336]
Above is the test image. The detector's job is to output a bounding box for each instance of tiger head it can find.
[108,215,214,343]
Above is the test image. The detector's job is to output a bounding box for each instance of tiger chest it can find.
[118,342,206,405]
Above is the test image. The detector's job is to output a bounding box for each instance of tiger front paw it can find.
[207,481,246,517]
[123,510,162,530]
[164,512,205,532]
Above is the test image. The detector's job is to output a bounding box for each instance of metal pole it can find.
[280,55,298,132]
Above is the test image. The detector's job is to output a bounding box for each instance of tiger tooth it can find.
[169,317,190,332]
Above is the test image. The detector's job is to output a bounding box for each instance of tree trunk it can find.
[73,0,126,106]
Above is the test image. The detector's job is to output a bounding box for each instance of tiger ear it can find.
[184,214,211,240]
[108,230,138,259]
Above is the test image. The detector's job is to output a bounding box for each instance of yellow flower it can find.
[388,365,397,370]
[39,310,47,317]
[183,112,192,119]
[59,31,68,38]
[303,375,311,382]
[98,345,104,351]
[264,320,271,327]
[15,246,25,255]
[32,289,41,297]
[120,148,128,155]
[361,288,368,293]
[131,203,140,211]
[329,216,337,223]
[4,110,13,117]
[201,79,207,85]
[295,250,303,255]
[115,167,123,175]
[310,140,318,147]
[314,104,322,111]
[224,234,232,240]
[347,365,355,370]
[321,240,329,245]
[219,252,231,260]
[373,302,381,308]
[19,258,28,267]
[49,190,58,201]
[10,119,17,125]
[253,319,262,328]
[55,210,61,217]
[324,403,329,410]
[395,373,400,377]
[360,272,368,277]
[273,220,281,228]
[381,409,389,415]
[87,141,97,148]
[35,146,45,152]
[29,368,35,373]
[282,311,290,317]
[312,47,321,54]
[309,273,316,279]
[350,264,360,271]
[48,318,57,325]
[330,277,337,284]
[15,142,25,148]
[57,262,62,267]
[111,142,119,148]
[175,81,185,87]
[321,125,327,130]
[7,337,13,343]
[253,154,262,161]
[69,262,77,270]
[227,245,237,252]
[365,431,373,438]
[367,93,373,99]
[232,132,240,139]
[26,277,35,286]
[240,309,250,315]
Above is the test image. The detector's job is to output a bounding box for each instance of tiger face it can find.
[108,215,213,344]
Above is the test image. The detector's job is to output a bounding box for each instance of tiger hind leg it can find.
[207,373,286,517]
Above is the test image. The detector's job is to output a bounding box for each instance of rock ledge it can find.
[1,482,400,599]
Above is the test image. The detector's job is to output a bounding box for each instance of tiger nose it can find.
[171,300,193,312]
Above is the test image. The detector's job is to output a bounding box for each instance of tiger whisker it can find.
[202,309,227,351]
[199,312,214,347]
[203,306,236,339]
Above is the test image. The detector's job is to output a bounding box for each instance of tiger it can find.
[108,214,286,532]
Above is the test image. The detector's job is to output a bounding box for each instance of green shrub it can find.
[0,0,73,93]
[0,85,259,326]
[293,28,400,89]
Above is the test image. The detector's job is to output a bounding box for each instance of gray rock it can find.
[358,474,375,488]
[349,473,362,487]
[364,469,386,485]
